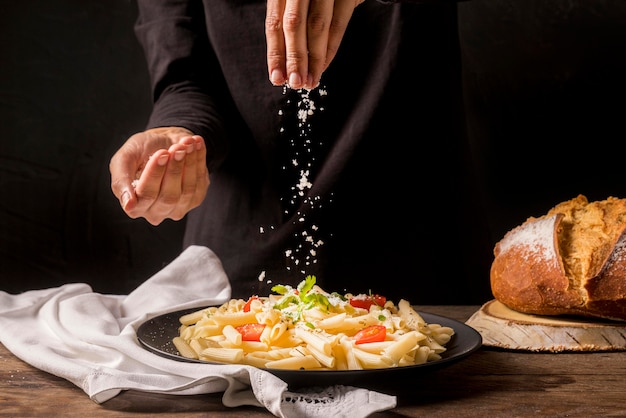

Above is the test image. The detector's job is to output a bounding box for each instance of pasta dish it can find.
[173,276,454,370]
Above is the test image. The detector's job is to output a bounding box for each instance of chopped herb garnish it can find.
[270,276,332,322]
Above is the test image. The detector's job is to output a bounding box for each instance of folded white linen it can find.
[0,245,396,417]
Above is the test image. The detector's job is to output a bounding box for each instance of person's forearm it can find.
[134,0,230,169]
[146,82,229,170]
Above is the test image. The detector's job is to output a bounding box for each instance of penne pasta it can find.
[256,308,281,326]
[352,341,394,354]
[172,336,197,359]
[241,341,269,352]
[306,344,336,368]
[339,336,362,370]
[315,312,347,330]
[414,345,431,364]
[201,347,244,363]
[339,315,381,335]
[243,354,272,368]
[179,308,209,326]
[331,342,349,370]
[398,299,426,330]
[383,331,419,364]
[222,324,242,346]
[295,326,335,356]
[211,311,257,327]
[266,322,288,343]
[173,276,454,371]
[265,354,322,370]
[187,323,221,339]
[189,337,217,356]
[353,347,393,369]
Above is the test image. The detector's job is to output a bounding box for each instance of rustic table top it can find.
[2,305,626,417]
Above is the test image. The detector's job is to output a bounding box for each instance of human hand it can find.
[266,0,365,90]
[109,127,209,225]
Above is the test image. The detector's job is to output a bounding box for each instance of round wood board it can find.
[465,300,626,352]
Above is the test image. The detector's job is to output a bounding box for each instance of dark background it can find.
[0,0,185,293]
[461,1,626,236]
[1,1,625,295]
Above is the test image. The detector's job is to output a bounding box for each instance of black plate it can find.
[137,307,482,392]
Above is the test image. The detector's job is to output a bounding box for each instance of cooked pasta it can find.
[174,276,454,370]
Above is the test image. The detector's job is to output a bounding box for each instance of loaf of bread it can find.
[490,195,626,321]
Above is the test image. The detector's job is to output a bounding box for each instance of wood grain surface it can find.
[2,305,626,417]
[467,300,626,352]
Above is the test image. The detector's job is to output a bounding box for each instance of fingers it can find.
[110,130,209,225]
[266,0,311,90]
[282,0,310,89]
[109,132,153,216]
[132,149,171,224]
[325,0,361,73]
[191,136,210,207]
[133,135,209,225]
[171,135,209,220]
[266,0,362,90]
[110,158,136,213]
[177,138,200,212]
[266,0,288,86]
[306,0,334,88]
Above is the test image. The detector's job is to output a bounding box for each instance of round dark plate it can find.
[136,307,482,391]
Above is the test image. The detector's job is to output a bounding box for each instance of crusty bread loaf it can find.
[491,195,626,321]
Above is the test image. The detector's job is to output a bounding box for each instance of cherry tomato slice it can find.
[236,323,266,341]
[349,294,386,310]
[354,325,387,344]
[243,296,259,312]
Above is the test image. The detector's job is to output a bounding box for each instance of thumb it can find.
[120,185,136,212]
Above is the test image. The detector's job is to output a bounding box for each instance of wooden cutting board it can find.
[465,299,626,352]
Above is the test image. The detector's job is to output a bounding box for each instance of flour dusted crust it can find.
[491,195,626,321]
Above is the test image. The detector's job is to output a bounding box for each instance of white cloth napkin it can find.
[0,245,396,417]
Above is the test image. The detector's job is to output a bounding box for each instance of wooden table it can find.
[2,305,626,417]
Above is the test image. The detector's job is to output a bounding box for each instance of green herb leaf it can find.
[273,295,299,310]
[271,284,289,295]
[297,275,316,298]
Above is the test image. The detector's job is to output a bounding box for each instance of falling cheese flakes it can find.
[258,86,329,280]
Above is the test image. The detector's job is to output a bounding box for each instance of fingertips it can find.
[192,135,204,152]
[266,0,287,86]
[156,154,169,166]
[173,148,186,162]
[288,72,305,90]
[176,135,204,152]
[191,136,207,164]
[117,183,146,219]
[134,149,169,200]
[282,1,309,90]
[271,68,286,86]
[149,149,170,169]
[121,190,131,209]
[304,71,319,90]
